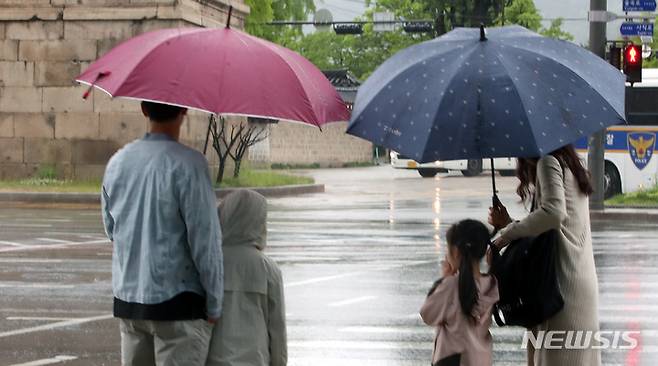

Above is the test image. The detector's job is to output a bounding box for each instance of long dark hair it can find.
[516,144,594,203]
[446,220,490,321]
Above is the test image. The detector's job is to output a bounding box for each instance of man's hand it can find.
[488,203,512,230]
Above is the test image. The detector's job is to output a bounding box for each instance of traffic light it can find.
[403,22,434,33]
[333,24,363,35]
[608,45,621,70]
[623,44,642,84]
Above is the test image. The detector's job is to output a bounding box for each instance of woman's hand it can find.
[492,236,511,250]
[488,203,512,230]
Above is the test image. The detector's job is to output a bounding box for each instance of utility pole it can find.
[588,0,607,211]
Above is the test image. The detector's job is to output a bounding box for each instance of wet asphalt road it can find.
[0,166,657,366]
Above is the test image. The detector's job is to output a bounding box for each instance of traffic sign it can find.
[623,0,657,12]
[620,22,654,37]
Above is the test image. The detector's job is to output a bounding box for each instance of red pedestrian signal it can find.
[623,44,642,84]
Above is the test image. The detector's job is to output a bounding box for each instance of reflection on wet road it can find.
[0,166,656,365]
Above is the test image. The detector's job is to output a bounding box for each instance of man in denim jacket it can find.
[102,101,223,365]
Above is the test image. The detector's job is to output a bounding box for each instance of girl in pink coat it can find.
[420,219,500,366]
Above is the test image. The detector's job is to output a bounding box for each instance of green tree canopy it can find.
[244,0,315,42]
[540,18,574,41]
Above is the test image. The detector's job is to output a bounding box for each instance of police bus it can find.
[392,69,658,199]
[575,68,658,199]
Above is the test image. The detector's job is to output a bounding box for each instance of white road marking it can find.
[7,317,77,321]
[285,260,435,289]
[0,283,75,289]
[0,240,29,247]
[35,238,74,244]
[0,239,109,253]
[9,355,77,366]
[329,296,377,307]
[0,314,113,338]
[0,259,64,264]
[0,224,52,228]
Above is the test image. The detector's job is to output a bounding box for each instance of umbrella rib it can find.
[491,46,542,156]
[419,45,482,162]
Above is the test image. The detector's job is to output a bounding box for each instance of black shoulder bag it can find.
[489,197,564,328]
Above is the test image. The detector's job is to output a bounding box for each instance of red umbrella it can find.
[76,12,349,129]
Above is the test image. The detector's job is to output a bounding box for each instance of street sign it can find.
[623,0,657,12]
[620,22,654,37]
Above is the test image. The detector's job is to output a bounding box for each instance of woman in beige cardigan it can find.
[489,145,601,366]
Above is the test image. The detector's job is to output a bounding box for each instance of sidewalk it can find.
[0,184,324,205]
[590,207,658,223]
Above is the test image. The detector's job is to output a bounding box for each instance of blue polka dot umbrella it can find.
[347,25,626,165]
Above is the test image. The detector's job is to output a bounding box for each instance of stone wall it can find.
[265,121,372,167]
[0,0,247,179]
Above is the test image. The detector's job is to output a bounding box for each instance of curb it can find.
[590,209,658,223]
[0,184,324,205]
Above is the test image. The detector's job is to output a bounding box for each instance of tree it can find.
[229,120,269,178]
[208,115,238,184]
[540,18,574,41]
[244,0,315,43]
[498,0,541,31]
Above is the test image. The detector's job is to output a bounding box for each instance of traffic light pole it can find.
[588,0,607,211]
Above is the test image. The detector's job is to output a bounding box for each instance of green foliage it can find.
[641,15,658,68]
[36,164,57,180]
[499,0,541,31]
[606,185,658,207]
[217,169,314,188]
[244,0,315,43]
[540,18,574,41]
[0,179,101,193]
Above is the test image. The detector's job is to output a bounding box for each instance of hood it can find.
[218,189,267,250]
[474,275,500,324]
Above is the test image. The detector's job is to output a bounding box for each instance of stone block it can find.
[100,113,147,143]
[52,0,131,5]
[0,61,35,86]
[0,0,52,6]
[0,40,19,61]
[0,113,13,137]
[71,140,118,164]
[133,19,187,34]
[93,91,140,113]
[5,21,64,40]
[132,0,176,4]
[55,112,99,139]
[24,138,72,164]
[64,20,136,40]
[0,8,62,21]
[14,113,55,138]
[63,7,157,21]
[43,87,94,113]
[19,40,97,62]
[34,61,81,87]
[0,24,5,39]
[73,164,107,180]
[0,137,23,163]
[0,87,43,113]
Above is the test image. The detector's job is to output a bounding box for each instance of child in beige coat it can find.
[420,219,499,366]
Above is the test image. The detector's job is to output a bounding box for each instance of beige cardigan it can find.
[500,155,601,366]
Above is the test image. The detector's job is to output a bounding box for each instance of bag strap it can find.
[493,306,506,326]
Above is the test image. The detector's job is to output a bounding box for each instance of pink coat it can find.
[420,274,499,366]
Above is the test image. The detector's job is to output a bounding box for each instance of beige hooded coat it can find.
[206,190,287,366]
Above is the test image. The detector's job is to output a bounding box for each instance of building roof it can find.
[322,69,361,105]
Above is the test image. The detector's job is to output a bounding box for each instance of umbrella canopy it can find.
[347,25,626,163]
[76,27,350,127]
